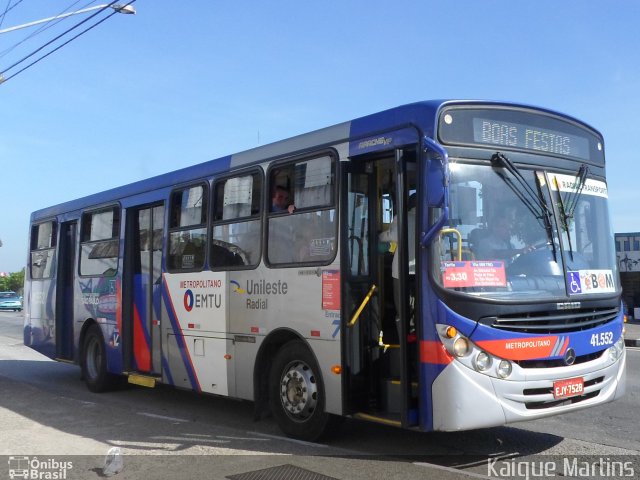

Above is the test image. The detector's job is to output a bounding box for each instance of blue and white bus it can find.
[24,100,626,440]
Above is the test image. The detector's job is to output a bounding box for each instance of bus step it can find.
[127,374,158,388]
[381,379,418,413]
[54,358,75,364]
[353,412,401,428]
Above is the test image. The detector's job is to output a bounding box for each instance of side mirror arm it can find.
[420,137,450,247]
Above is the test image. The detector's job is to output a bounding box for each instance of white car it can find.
[0,292,22,312]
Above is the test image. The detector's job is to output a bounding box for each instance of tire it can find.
[269,340,332,441]
[81,324,117,393]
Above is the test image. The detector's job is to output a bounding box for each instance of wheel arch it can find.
[77,318,99,365]
[253,328,317,420]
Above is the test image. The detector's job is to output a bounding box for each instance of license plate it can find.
[553,377,584,399]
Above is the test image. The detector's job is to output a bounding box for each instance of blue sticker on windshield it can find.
[567,271,582,294]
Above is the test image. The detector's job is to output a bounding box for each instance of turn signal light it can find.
[331,365,342,375]
[445,326,457,339]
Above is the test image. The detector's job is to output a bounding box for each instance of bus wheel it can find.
[81,324,116,393]
[269,340,331,441]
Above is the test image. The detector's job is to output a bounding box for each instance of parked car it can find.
[0,291,22,312]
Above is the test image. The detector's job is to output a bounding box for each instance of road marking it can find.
[414,461,496,479]
[137,412,190,423]
[250,431,328,448]
[217,435,270,441]
[152,435,230,444]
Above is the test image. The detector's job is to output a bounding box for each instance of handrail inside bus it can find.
[348,284,377,327]
[439,227,463,261]
[421,137,450,247]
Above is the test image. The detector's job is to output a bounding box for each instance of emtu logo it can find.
[182,289,223,310]
[184,290,194,312]
[230,280,246,294]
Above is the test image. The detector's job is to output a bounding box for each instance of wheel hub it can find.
[279,361,318,420]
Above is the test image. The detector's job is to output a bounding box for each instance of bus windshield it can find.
[432,161,618,300]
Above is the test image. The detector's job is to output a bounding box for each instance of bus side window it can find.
[267,155,337,266]
[167,184,207,271]
[30,221,57,279]
[80,207,120,276]
[211,171,262,269]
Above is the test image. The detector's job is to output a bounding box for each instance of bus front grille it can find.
[515,350,605,368]
[483,307,619,334]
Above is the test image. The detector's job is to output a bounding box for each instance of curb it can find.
[625,338,640,347]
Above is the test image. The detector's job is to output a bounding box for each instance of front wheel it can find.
[269,340,332,441]
[81,324,118,392]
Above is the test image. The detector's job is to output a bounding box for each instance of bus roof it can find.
[31,99,601,221]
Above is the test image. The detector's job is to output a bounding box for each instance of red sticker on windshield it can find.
[442,261,507,288]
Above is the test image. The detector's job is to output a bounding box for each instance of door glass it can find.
[347,173,370,277]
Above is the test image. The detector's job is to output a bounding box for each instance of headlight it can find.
[497,360,512,379]
[474,352,492,371]
[608,337,625,361]
[453,337,470,357]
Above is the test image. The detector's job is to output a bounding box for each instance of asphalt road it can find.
[1,311,638,479]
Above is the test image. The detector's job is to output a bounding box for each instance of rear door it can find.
[123,204,165,374]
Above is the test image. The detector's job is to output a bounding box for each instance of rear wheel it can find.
[269,340,332,441]
[81,324,118,392]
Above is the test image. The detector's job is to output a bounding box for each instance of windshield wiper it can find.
[554,163,589,262]
[491,152,557,261]
[491,153,548,219]
[553,176,574,261]
[563,163,589,220]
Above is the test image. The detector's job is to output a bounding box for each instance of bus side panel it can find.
[24,277,57,359]
[162,272,234,395]
[228,266,343,415]
[76,275,123,375]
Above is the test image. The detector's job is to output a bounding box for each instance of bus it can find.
[24,100,626,441]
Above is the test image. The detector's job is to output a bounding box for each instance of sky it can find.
[1,0,639,273]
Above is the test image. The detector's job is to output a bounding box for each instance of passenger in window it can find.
[271,186,295,213]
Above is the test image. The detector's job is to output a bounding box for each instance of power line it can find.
[0,0,16,30]
[0,1,98,60]
[0,0,136,84]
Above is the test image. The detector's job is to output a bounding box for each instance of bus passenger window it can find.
[30,221,57,279]
[267,155,337,266]
[167,184,207,271]
[80,207,120,276]
[211,172,262,269]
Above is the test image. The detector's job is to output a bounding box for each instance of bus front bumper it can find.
[431,348,626,431]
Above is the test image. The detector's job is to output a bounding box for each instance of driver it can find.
[475,217,533,262]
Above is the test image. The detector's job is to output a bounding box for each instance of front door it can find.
[341,149,418,426]
[124,204,165,374]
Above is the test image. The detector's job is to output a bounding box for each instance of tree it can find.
[0,269,25,294]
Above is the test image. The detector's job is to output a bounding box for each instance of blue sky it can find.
[1,0,639,273]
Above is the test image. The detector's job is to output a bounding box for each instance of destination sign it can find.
[472,118,589,159]
[438,107,603,163]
